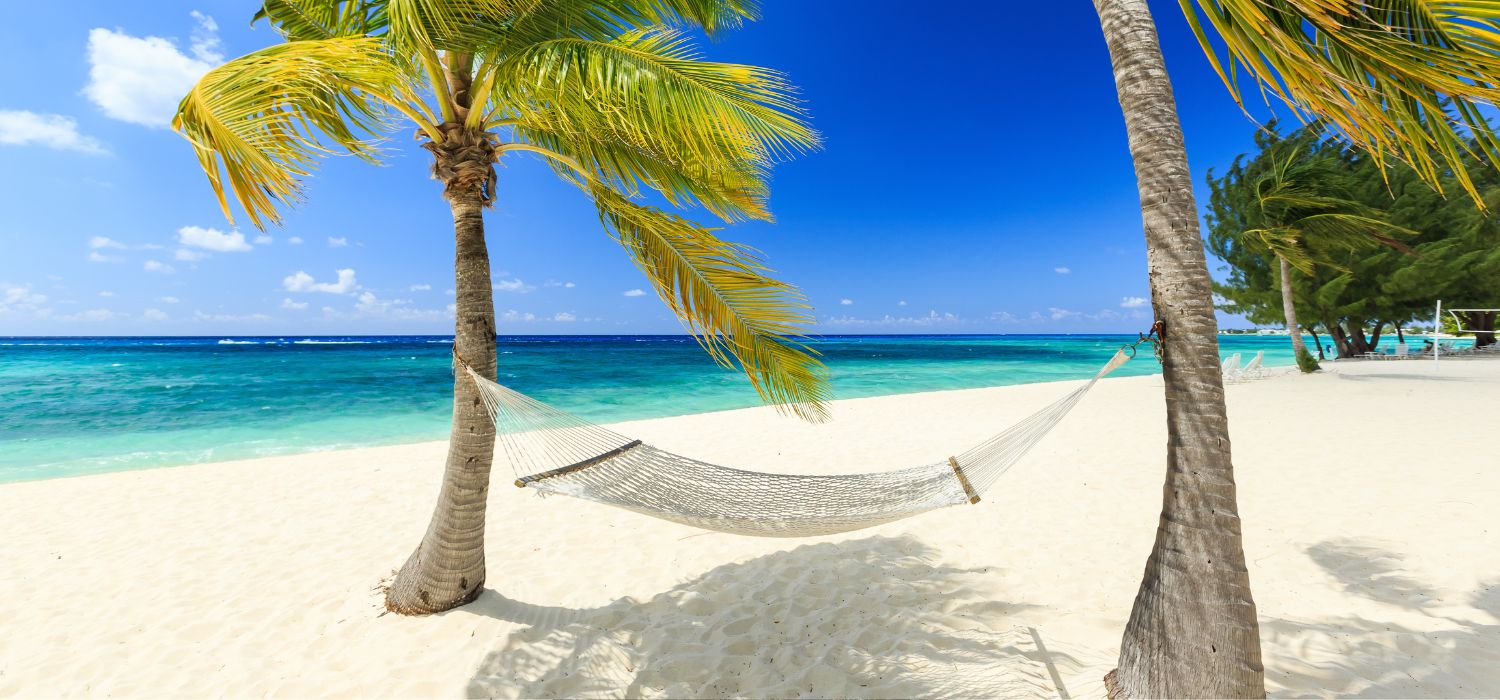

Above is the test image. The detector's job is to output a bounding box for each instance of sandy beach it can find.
[2,357,1497,698]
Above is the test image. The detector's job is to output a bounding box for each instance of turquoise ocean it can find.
[2,334,1326,483]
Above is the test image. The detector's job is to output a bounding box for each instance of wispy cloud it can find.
[409,283,432,292]
[553,311,576,322]
[283,268,357,294]
[823,310,960,327]
[1120,296,1148,308]
[1054,267,1071,275]
[143,260,174,274]
[178,225,251,253]
[0,111,107,154]
[84,13,221,128]
[280,298,308,310]
[327,236,348,248]
[840,298,854,306]
[494,278,535,293]
[622,288,645,297]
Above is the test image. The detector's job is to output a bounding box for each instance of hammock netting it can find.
[465,348,1133,538]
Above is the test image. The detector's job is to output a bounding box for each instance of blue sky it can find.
[0,1,1278,336]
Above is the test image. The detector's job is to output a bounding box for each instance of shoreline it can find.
[2,367,1162,487]
[2,357,1497,698]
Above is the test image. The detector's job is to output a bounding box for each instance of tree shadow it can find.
[1305,539,1441,610]
[1263,538,1500,698]
[463,535,1100,699]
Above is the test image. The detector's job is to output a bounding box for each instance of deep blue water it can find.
[1,334,1311,483]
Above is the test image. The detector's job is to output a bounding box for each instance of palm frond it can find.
[497,0,759,47]
[485,27,818,175]
[590,185,830,421]
[1181,0,1500,202]
[172,37,422,228]
[253,0,380,40]
[508,116,772,221]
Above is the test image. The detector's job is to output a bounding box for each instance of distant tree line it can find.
[1206,123,1500,358]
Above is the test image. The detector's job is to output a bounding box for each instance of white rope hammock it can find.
[462,347,1136,538]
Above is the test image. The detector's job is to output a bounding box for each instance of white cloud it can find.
[142,308,168,321]
[823,310,960,328]
[287,236,304,245]
[89,236,127,249]
[98,291,114,297]
[898,300,908,307]
[840,298,854,306]
[1048,307,1080,320]
[192,310,269,322]
[327,236,348,248]
[990,311,1018,322]
[0,111,107,154]
[65,308,115,322]
[178,225,250,252]
[253,234,273,245]
[553,311,576,322]
[143,260,174,274]
[1054,267,1071,275]
[283,268,358,294]
[84,14,222,128]
[564,282,576,288]
[280,298,308,310]
[157,296,179,304]
[494,278,535,293]
[174,248,208,261]
[88,250,121,263]
[499,309,537,322]
[544,280,578,289]
[622,288,646,297]
[1,283,48,315]
[409,283,432,292]
[1120,296,1148,308]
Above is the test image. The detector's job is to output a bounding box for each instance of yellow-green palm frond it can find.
[485,27,818,175]
[590,185,830,421]
[383,0,541,52]
[507,115,772,222]
[1182,0,1500,202]
[173,37,422,229]
[253,0,381,40]
[498,0,759,47]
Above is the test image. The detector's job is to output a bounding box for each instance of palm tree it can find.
[1238,148,1413,369]
[1092,0,1500,696]
[173,0,830,615]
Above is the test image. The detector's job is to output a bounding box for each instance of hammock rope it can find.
[460,345,1140,538]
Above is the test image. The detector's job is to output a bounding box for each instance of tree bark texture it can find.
[386,130,499,615]
[1278,257,1309,360]
[1093,0,1266,697]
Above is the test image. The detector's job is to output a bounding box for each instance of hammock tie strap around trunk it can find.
[456,345,1137,538]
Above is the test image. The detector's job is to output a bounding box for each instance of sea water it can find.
[0,334,1312,482]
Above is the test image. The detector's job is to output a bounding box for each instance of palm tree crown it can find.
[173,0,830,419]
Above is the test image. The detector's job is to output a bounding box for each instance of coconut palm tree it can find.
[1236,148,1413,369]
[1092,0,1500,696]
[173,0,830,615]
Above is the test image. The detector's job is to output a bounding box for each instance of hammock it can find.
[463,348,1135,538]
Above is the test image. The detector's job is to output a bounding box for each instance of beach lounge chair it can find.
[1221,353,1242,382]
[1242,351,1265,379]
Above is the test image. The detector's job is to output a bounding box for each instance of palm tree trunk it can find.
[1278,257,1308,360]
[1092,0,1265,696]
[386,160,498,615]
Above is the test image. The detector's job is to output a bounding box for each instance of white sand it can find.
[2,357,1498,698]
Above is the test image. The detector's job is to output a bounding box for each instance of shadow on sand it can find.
[462,535,1095,699]
[1265,538,1500,698]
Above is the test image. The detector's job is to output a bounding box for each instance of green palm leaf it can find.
[1182,0,1500,202]
[485,27,818,169]
[591,185,830,421]
[173,37,425,228]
